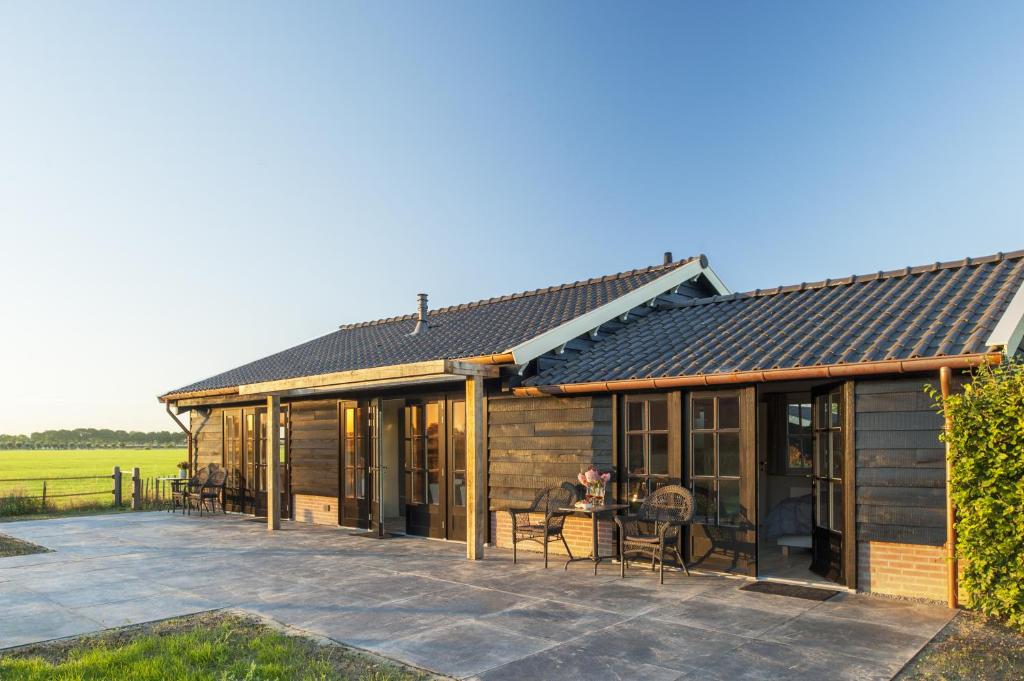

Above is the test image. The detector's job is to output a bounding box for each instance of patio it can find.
[0,513,953,680]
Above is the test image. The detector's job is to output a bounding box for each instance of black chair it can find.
[508,484,578,568]
[187,465,227,516]
[615,485,694,584]
[171,466,210,515]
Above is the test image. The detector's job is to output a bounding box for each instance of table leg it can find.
[592,513,599,575]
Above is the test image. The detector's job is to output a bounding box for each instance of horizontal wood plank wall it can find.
[487,395,612,511]
[191,409,223,469]
[855,378,955,546]
[288,399,339,498]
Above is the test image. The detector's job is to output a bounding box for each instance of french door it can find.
[339,400,371,528]
[223,407,290,517]
[685,388,757,575]
[810,382,855,587]
[255,406,291,519]
[403,396,466,540]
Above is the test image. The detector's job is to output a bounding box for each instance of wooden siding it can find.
[288,399,339,498]
[487,395,612,511]
[191,409,223,469]
[855,378,950,546]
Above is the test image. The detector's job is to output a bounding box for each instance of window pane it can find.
[412,438,425,469]
[627,434,645,474]
[831,430,844,479]
[787,436,812,471]
[452,472,466,507]
[627,401,644,431]
[831,482,843,534]
[628,477,648,504]
[718,397,739,429]
[830,394,842,429]
[719,432,740,477]
[719,479,741,526]
[407,406,421,437]
[452,402,466,470]
[649,399,668,431]
[411,471,424,504]
[816,433,829,475]
[428,470,440,505]
[692,433,714,476]
[816,482,828,528]
[816,395,827,428]
[692,479,714,523]
[427,435,440,470]
[356,471,366,499]
[649,433,668,475]
[345,469,355,499]
[691,398,714,430]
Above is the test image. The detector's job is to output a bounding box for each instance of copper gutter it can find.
[460,352,516,365]
[513,352,1003,396]
[940,366,959,609]
[165,402,194,474]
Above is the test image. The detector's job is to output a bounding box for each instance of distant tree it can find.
[0,428,186,449]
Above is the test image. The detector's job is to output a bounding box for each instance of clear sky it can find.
[1,2,1021,434]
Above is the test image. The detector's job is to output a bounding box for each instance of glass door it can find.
[811,384,846,583]
[447,399,467,541]
[340,401,370,528]
[223,410,244,512]
[256,406,291,519]
[403,399,446,538]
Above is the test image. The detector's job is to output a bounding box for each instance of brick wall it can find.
[490,511,614,559]
[858,540,949,601]
[293,494,338,526]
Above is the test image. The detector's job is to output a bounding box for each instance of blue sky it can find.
[1,2,1021,432]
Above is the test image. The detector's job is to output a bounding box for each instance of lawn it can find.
[0,612,438,681]
[0,449,186,517]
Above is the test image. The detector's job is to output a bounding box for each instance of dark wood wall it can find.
[191,409,223,469]
[288,399,339,498]
[855,378,949,546]
[487,395,612,511]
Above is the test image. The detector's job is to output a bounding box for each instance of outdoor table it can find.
[558,503,629,574]
[158,476,187,513]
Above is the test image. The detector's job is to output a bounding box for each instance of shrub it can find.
[928,359,1024,628]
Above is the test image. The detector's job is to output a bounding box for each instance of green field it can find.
[0,449,187,517]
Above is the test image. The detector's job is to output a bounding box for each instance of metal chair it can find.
[188,465,227,516]
[615,484,694,584]
[171,466,210,515]
[508,484,578,568]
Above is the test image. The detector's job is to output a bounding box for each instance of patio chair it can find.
[187,465,227,516]
[171,465,210,515]
[508,483,578,568]
[615,484,694,584]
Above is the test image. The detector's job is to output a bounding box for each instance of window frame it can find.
[622,394,671,507]
[688,392,743,527]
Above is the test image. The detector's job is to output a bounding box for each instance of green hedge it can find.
[928,360,1024,628]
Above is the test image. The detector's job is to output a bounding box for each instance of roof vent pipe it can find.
[411,293,429,335]
[663,251,673,265]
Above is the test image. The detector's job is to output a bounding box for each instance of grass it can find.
[896,610,1024,680]
[0,612,439,681]
[0,449,186,518]
[0,532,49,557]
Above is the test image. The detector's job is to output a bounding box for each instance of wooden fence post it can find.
[112,466,122,507]
[41,480,47,510]
[132,467,141,511]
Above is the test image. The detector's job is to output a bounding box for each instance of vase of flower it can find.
[177,461,189,478]
[578,466,611,505]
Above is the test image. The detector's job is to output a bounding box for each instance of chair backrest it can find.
[638,485,695,525]
[205,467,227,490]
[189,465,212,490]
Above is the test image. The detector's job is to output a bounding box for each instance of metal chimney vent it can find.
[663,251,673,265]
[411,293,429,335]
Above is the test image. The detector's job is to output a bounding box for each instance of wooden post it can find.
[112,466,121,507]
[466,375,485,560]
[940,366,958,609]
[41,480,47,510]
[132,467,141,510]
[267,396,281,530]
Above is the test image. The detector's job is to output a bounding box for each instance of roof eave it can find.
[984,277,1024,356]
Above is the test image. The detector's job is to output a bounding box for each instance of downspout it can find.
[939,366,958,609]
[165,402,193,474]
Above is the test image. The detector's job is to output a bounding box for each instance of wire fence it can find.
[0,469,188,517]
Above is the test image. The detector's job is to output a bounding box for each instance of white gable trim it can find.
[505,259,730,365]
[985,278,1024,356]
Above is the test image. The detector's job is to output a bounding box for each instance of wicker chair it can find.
[171,466,210,515]
[615,484,694,584]
[508,484,578,568]
[187,465,227,516]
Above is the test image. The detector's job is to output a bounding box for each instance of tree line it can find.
[0,428,186,450]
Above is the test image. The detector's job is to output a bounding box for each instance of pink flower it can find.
[577,472,587,485]
[600,472,611,482]
[584,468,598,483]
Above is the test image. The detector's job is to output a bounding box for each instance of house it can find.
[160,249,1024,600]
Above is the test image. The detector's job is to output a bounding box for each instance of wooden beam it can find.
[466,375,486,560]
[446,359,500,378]
[267,395,281,531]
[240,360,450,395]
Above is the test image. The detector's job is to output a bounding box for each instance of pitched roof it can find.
[164,256,706,397]
[525,250,1024,388]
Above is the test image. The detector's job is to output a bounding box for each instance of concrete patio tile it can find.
[376,620,555,679]
[23,575,176,609]
[68,591,222,629]
[645,593,805,638]
[478,596,628,642]
[678,638,894,681]
[0,603,103,650]
[759,609,932,667]
[812,591,954,638]
[473,642,685,681]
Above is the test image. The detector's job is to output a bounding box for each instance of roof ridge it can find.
[673,248,1024,309]
[337,256,700,329]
